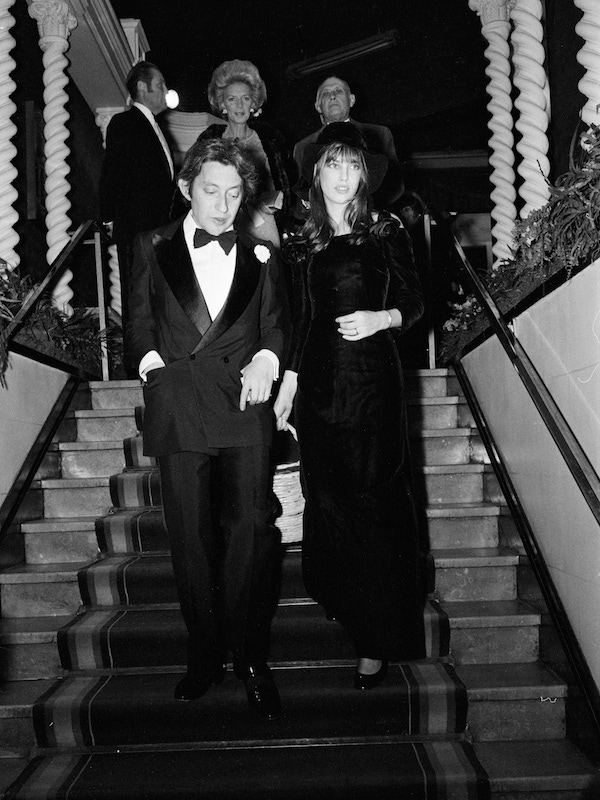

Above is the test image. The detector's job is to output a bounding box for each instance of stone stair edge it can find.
[444,599,541,627]
[474,739,599,792]
[19,517,98,533]
[456,662,567,700]
[0,562,92,583]
[68,409,136,419]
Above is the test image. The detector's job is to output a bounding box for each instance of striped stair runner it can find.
[5,397,491,799]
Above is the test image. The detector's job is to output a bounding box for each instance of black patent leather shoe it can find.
[174,666,226,701]
[353,660,388,691]
[242,665,282,721]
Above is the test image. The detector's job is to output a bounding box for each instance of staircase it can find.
[0,369,597,798]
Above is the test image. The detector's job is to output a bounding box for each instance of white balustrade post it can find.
[95,106,126,318]
[510,0,551,216]
[469,0,517,266]
[0,0,19,269]
[29,0,77,313]
[573,0,600,127]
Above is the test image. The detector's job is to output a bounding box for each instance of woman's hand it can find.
[336,309,399,340]
[273,370,298,431]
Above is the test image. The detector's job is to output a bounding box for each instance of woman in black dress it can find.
[273,123,426,689]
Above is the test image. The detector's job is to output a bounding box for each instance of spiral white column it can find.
[96,106,125,318]
[29,1,77,313]
[0,0,19,269]
[510,0,551,216]
[573,0,600,127]
[469,0,517,266]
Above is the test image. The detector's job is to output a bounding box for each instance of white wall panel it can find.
[462,329,600,690]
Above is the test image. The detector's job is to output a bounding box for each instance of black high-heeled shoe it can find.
[353,659,388,690]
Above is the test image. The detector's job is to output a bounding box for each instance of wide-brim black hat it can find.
[299,122,389,197]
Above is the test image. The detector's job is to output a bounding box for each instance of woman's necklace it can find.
[227,124,253,144]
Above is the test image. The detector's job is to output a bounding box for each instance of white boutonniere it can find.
[254,244,271,264]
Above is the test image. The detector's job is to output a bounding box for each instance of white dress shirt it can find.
[139,212,279,382]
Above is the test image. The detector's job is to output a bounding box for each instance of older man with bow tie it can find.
[127,137,290,720]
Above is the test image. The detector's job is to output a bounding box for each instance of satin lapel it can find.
[192,241,260,353]
[153,225,212,337]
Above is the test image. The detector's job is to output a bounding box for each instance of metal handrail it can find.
[5,220,111,380]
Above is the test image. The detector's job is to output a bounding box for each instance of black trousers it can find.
[158,446,279,677]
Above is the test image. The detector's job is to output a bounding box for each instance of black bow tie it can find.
[193,228,237,254]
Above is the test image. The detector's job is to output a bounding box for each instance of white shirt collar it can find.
[133,101,156,125]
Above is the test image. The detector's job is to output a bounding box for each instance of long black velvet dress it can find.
[286,216,426,660]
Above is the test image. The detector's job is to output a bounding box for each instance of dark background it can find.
[110,0,491,154]
[11,0,588,273]
[109,0,587,213]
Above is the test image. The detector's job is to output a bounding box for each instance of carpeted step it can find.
[75,548,516,609]
[106,462,488,511]
[108,470,161,510]
[33,662,468,749]
[95,503,505,556]
[118,428,473,477]
[95,507,167,554]
[76,549,316,607]
[5,740,490,799]
[57,601,450,672]
[122,436,155,469]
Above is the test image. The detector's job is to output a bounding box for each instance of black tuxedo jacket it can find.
[100,107,175,244]
[127,218,290,456]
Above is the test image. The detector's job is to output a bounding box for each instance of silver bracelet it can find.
[384,310,392,329]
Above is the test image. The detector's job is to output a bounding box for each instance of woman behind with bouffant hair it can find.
[207,60,267,117]
[194,59,295,248]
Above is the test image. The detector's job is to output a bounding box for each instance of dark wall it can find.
[545,0,586,180]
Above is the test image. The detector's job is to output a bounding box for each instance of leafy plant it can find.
[440,122,600,363]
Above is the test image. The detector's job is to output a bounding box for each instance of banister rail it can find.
[4,220,111,380]
[5,220,95,342]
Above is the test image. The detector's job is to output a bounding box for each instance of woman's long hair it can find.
[302,143,372,253]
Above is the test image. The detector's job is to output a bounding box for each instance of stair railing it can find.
[0,221,111,542]
[445,227,600,737]
[5,220,111,380]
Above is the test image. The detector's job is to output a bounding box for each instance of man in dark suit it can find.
[100,61,175,372]
[293,75,403,207]
[127,138,289,721]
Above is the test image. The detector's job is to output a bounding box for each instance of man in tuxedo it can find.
[293,75,403,207]
[126,138,289,721]
[100,61,175,373]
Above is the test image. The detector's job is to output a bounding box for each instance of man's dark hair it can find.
[126,61,160,101]
[177,138,258,202]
